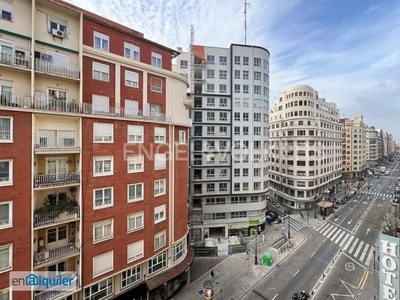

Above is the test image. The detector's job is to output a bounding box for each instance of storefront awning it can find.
[146,246,194,291]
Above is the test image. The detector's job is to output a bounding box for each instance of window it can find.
[92,62,109,82]
[234,70,240,79]
[128,183,144,202]
[219,112,227,121]
[219,84,227,93]
[234,84,241,93]
[154,179,166,196]
[154,127,166,143]
[207,69,215,78]
[48,15,67,37]
[220,98,228,107]
[243,85,249,94]
[220,169,227,177]
[173,241,185,262]
[254,85,261,94]
[127,240,144,263]
[254,71,261,80]
[93,123,113,143]
[0,117,12,142]
[243,113,249,121]
[154,230,166,250]
[94,156,113,176]
[93,251,113,277]
[0,201,12,229]
[234,169,240,177]
[125,70,139,88]
[84,278,113,300]
[219,126,227,135]
[127,125,144,143]
[243,70,249,79]
[179,130,186,144]
[180,60,188,68]
[128,211,144,232]
[154,153,166,170]
[127,154,144,173]
[207,55,215,64]
[94,31,109,51]
[0,244,12,273]
[0,0,12,21]
[124,42,140,60]
[207,112,215,121]
[254,57,261,67]
[243,57,249,65]
[92,94,109,113]
[121,265,141,288]
[154,204,166,223]
[234,56,241,65]
[207,126,215,136]
[219,56,227,65]
[93,219,113,243]
[219,183,227,192]
[0,160,12,186]
[0,288,10,300]
[148,250,167,275]
[93,187,113,209]
[150,77,162,93]
[47,225,66,243]
[207,84,214,93]
[151,52,162,68]
[219,70,227,79]
[207,97,215,106]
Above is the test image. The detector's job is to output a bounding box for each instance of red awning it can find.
[146,247,194,291]
[193,45,207,65]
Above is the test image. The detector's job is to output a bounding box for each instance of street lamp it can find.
[254,230,258,265]
[314,195,317,219]
[288,215,291,239]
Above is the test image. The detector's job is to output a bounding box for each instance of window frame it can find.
[0,244,12,273]
[93,219,114,243]
[93,187,113,210]
[154,204,166,224]
[121,265,141,289]
[93,156,113,177]
[151,52,162,68]
[92,61,109,82]
[0,117,13,143]
[127,211,144,233]
[154,230,166,250]
[93,250,114,278]
[93,122,113,143]
[127,154,144,173]
[154,153,167,170]
[127,182,144,202]
[127,125,144,143]
[0,201,12,229]
[154,179,166,197]
[84,278,113,300]
[127,240,144,263]
[148,250,167,275]
[124,42,140,60]
[154,127,166,143]
[0,159,12,186]
[125,70,139,88]
[94,31,109,51]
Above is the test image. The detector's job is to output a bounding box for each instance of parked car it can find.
[266,212,279,224]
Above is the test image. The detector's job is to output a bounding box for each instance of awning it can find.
[317,201,333,208]
[193,45,207,65]
[146,246,194,291]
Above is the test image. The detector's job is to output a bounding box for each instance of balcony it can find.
[0,51,31,69]
[35,130,78,150]
[0,94,192,126]
[183,96,192,109]
[35,58,80,80]
[33,274,80,300]
[34,206,80,228]
[34,242,80,268]
[34,172,80,189]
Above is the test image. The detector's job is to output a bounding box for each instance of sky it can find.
[64,0,400,141]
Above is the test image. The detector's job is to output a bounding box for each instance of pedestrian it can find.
[262,233,265,242]
[210,269,214,280]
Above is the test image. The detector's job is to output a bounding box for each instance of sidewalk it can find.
[174,187,355,299]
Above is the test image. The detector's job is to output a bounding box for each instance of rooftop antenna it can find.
[244,0,250,45]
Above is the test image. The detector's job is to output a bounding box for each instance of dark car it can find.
[266,212,279,224]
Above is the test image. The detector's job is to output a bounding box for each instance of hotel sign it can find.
[379,234,399,300]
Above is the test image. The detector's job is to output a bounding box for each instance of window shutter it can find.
[93,250,113,276]
[127,240,144,262]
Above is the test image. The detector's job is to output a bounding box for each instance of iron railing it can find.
[34,242,80,267]
[34,207,80,228]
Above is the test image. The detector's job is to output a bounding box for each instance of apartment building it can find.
[0,1,192,300]
[366,125,379,168]
[340,115,367,179]
[269,85,342,210]
[175,44,270,240]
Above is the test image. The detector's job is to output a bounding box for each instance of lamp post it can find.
[288,215,291,239]
[254,230,258,265]
[314,195,317,219]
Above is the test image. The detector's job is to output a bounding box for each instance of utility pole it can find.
[244,0,250,45]
[288,215,291,239]
[254,230,258,265]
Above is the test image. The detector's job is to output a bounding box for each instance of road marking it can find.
[272,294,278,300]
[348,238,359,254]
[320,223,333,235]
[365,247,374,266]
[348,218,352,225]
[344,235,354,251]
[327,227,338,239]
[359,244,370,262]
[339,233,350,248]
[335,231,346,244]
[311,251,316,257]
[331,228,342,242]
[366,228,370,235]
[293,269,300,277]
[354,241,364,258]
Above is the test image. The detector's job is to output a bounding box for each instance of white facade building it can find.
[269,85,342,210]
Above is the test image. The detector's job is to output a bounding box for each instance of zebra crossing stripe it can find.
[365,247,374,266]
[344,236,354,251]
[334,231,346,244]
[359,244,369,262]
[331,228,342,242]
[348,238,359,254]
[325,226,337,239]
[339,233,350,248]
[320,223,332,235]
[354,241,364,258]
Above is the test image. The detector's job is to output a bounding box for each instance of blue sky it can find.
[64,0,400,141]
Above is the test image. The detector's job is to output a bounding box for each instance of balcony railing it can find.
[35,58,80,79]
[34,242,80,267]
[34,206,80,228]
[35,137,79,149]
[0,93,192,126]
[34,274,80,300]
[34,172,80,188]
[0,52,31,69]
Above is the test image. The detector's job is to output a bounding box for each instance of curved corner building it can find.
[269,85,342,210]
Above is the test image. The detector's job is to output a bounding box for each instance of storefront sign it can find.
[379,234,399,300]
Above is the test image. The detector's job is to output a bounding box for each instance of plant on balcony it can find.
[35,192,78,215]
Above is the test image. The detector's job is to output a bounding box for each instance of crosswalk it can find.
[358,190,392,198]
[316,222,373,266]
[281,216,305,231]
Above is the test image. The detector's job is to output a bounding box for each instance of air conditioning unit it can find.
[52,28,64,38]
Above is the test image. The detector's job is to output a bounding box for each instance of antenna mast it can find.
[244,0,250,45]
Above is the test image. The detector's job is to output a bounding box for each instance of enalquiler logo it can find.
[10,271,78,291]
